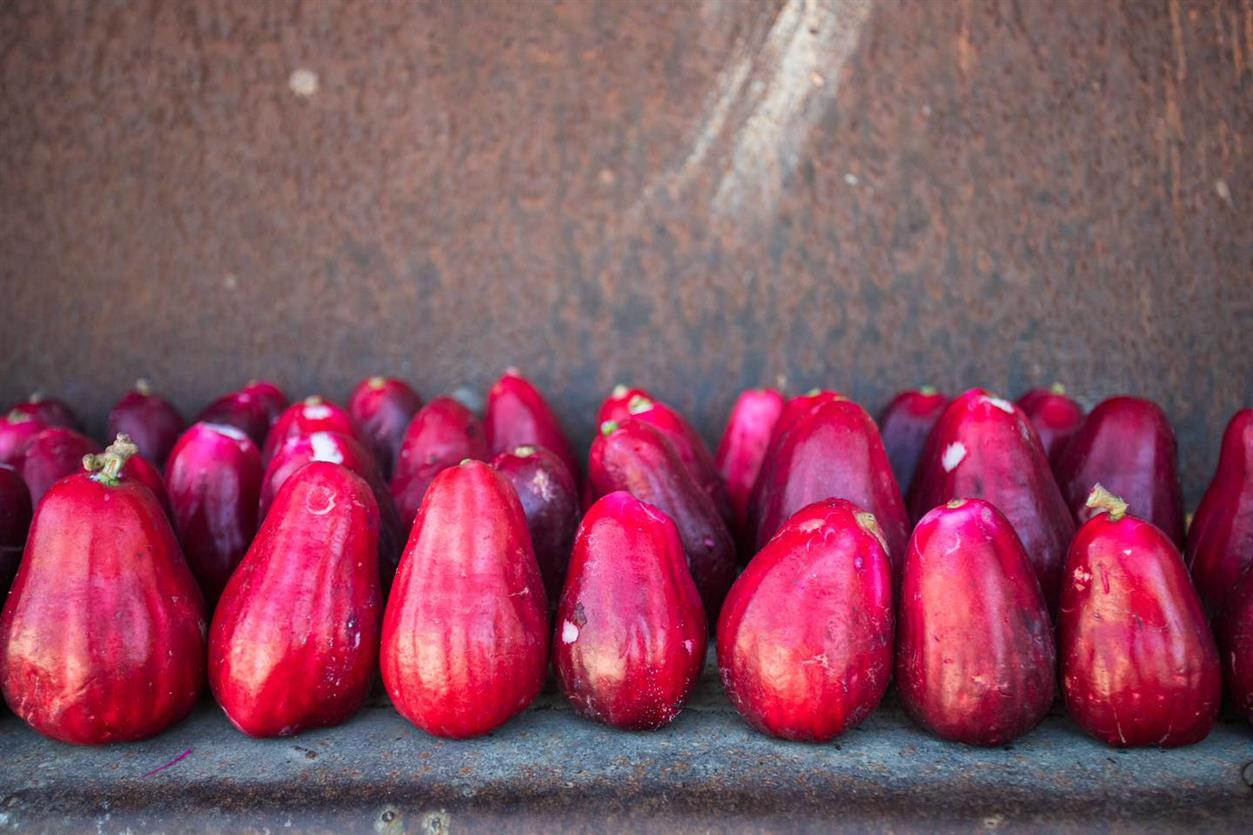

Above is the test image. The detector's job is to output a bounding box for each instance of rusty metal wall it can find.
[0,0,1249,503]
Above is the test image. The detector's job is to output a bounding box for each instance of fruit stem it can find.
[611,384,629,398]
[513,445,537,457]
[304,395,324,406]
[919,385,937,396]
[6,409,32,424]
[626,394,654,414]
[368,376,386,388]
[29,392,44,403]
[135,378,152,396]
[83,434,139,485]
[1085,484,1128,522]
[600,420,619,437]
[1049,382,1067,395]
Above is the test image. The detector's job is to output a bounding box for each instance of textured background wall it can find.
[0,0,1249,503]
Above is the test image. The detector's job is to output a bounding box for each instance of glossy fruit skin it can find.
[1185,409,1253,616]
[907,388,1075,610]
[381,461,548,739]
[239,380,289,426]
[197,390,272,447]
[1054,396,1185,547]
[348,376,423,481]
[0,465,206,744]
[896,499,1055,746]
[261,431,404,589]
[8,395,80,431]
[0,467,32,593]
[597,384,653,426]
[715,388,785,545]
[1016,385,1085,470]
[209,462,382,738]
[588,419,736,618]
[485,370,580,485]
[390,396,489,527]
[745,389,841,532]
[753,399,910,578]
[878,388,949,495]
[1059,509,1220,747]
[491,447,579,607]
[624,395,732,526]
[261,396,361,465]
[0,411,47,468]
[19,428,102,506]
[107,384,186,468]
[718,498,893,742]
[1216,565,1253,726]
[166,423,263,606]
[121,452,172,520]
[555,492,705,730]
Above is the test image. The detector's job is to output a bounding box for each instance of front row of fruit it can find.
[0,427,1246,749]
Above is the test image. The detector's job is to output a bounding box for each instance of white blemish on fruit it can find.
[305,486,337,516]
[942,442,967,472]
[683,640,695,654]
[1072,565,1092,591]
[561,620,579,644]
[797,519,824,533]
[983,396,1015,414]
[308,432,344,464]
[302,404,331,420]
[207,423,249,443]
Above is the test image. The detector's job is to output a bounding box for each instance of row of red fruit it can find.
[0,375,1248,751]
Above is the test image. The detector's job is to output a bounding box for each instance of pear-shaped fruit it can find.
[261,395,362,464]
[0,466,32,593]
[491,445,578,607]
[1216,564,1253,727]
[1185,409,1253,615]
[348,376,422,480]
[485,369,579,486]
[1059,486,1220,747]
[878,387,948,495]
[209,461,382,737]
[381,460,548,738]
[897,498,1055,746]
[0,436,205,744]
[19,427,101,506]
[390,396,490,527]
[1016,383,1085,470]
[107,380,186,467]
[715,388,785,547]
[555,492,705,730]
[718,498,893,742]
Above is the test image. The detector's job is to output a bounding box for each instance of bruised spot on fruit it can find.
[683,639,695,654]
[308,433,344,465]
[796,518,824,533]
[561,620,580,644]
[942,441,967,472]
[1072,565,1092,591]
[983,396,1016,414]
[305,485,337,516]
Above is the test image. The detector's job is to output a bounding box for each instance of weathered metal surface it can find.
[0,0,1249,504]
[0,659,1250,833]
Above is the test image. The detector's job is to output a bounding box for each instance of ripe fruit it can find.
[209,461,382,737]
[196,390,273,447]
[1216,565,1253,727]
[745,388,841,531]
[555,492,705,730]
[1059,486,1220,747]
[121,450,172,520]
[0,410,47,468]
[588,419,736,617]
[491,446,579,607]
[597,384,652,425]
[390,396,489,527]
[261,431,405,588]
[0,436,205,744]
[165,423,263,605]
[897,498,1055,746]
[0,467,32,593]
[107,380,186,467]
[908,389,1075,609]
[752,398,910,579]
[19,427,101,505]
[877,387,949,495]
[1054,396,1185,546]
[1184,409,1253,616]
[714,388,785,544]
[622,394,731,525]
[261,396,361,464]
[381,461,548,738]
[348,376,423,480]
[1016,383,1085,470]
[718,498,893,742]
[8,394,80,431]
[485,369,580,485]
[239,380,289,426]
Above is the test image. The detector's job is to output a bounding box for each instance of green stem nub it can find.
[1050,382,1067,396]
[626,394,654,415]
[1085,483,1127,522]
[84,434,139,485]
[600,420,619,437]
[919,385,938,396]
